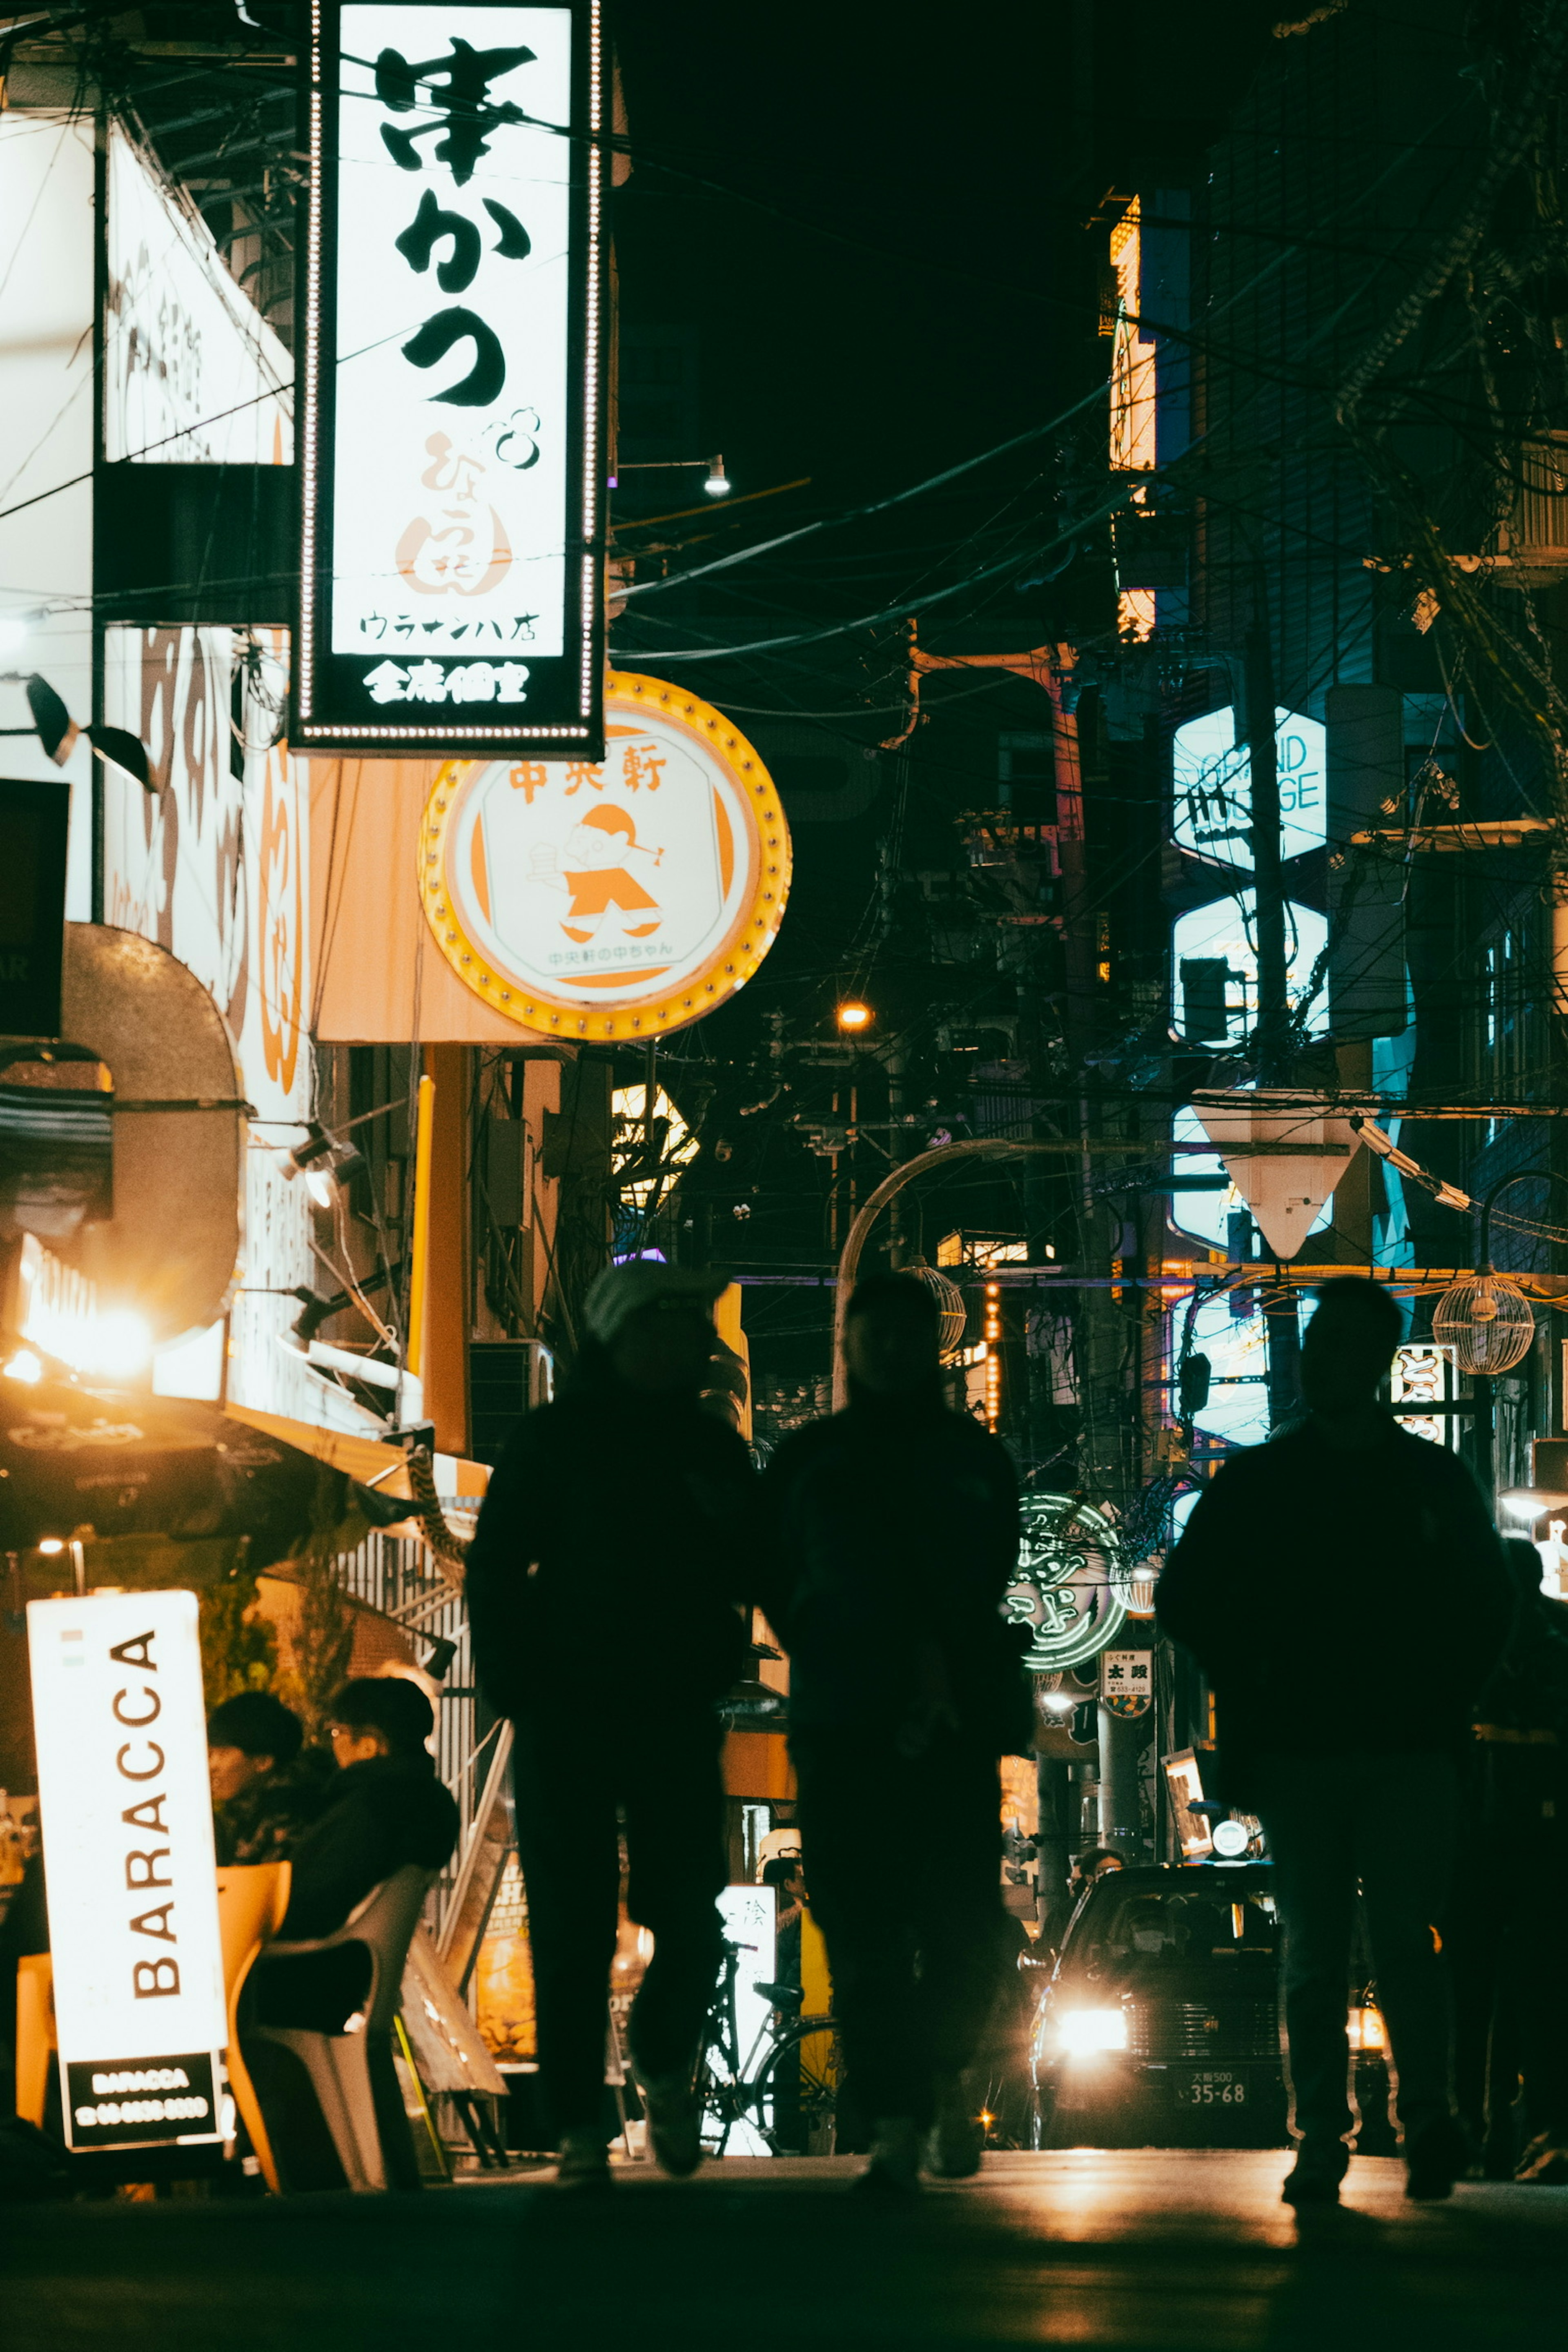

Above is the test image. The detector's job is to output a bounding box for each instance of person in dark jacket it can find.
[1157,1276,1514,2208]
[208,1690,332,1866]
[251,1676,459,2031]
[1448,1538,1568,2180]
[464,1259,756,2188]
[759,1270,1026,2194]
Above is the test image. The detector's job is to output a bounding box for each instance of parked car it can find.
[1029,1862,1395,2151]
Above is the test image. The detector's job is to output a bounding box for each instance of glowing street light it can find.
[836,1000,873,1033]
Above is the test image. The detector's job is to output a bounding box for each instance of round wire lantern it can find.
[1432,1270,1536,1375]
[903,1261,969,1358]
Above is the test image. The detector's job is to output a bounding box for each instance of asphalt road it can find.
[2,2151,1564,2350]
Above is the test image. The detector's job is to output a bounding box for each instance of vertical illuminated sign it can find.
[296,3,606,758]
[1171,706,1325,869]
[29,1590,227,2154]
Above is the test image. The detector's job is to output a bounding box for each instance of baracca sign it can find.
[295,3,606,758]
[29,1590,226,2153]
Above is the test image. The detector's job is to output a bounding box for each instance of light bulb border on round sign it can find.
[419,671,792,1042]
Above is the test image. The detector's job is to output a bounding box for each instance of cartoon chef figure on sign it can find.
[530,802,664,944]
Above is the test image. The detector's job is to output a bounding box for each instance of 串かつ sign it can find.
[294,3,606,757]
[29,1589,227,2153]
[419,672,792,1039]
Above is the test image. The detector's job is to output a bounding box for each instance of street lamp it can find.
[835,1000,873,1033]
[1432,1167,1568,1376]
[607,454,731,497]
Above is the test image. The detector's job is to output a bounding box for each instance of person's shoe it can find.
[854,2117,922,2196]
[1281,2144,1349,2207]
[554,2129,612,2190]
[1405,2118,1466,2201]
[926,2074,985,2179]
[640,2073,704,2178]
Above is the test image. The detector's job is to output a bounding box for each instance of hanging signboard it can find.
[105,120,292,465]
[1172,706,1325,870]
[294,2,606,759]
[419,671,793,1040]
[29,1589,227,2154]
[1002,1493,1127,1674]
[1099,1648,1153,1719]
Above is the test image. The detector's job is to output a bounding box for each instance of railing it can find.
[332,1506,490,1950]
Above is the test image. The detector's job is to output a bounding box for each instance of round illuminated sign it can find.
[1002,1493,1127,1674]
[419,672,792,1040]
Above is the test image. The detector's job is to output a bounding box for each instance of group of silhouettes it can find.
[468,1261,1566,2202]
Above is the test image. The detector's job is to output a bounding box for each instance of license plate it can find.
[1178,2070,1246,2105]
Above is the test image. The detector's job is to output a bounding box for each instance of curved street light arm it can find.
[1476,1165,1568,1268]
[831,1138,1069,1407]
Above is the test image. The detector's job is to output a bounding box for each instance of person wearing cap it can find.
[465,1258,756,2188]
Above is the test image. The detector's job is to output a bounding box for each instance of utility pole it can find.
[1241,565,1302,1424]
[1241,567,1289,1086]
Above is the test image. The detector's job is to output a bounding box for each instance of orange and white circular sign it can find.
[419,672,793,1040]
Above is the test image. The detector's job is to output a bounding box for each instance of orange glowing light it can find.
[836,1000,873,1032]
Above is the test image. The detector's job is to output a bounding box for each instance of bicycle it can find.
[695,1936,839,2156]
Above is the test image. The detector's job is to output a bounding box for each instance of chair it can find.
[14,1952,53,2129]
[247,1865,434,2193]
[15,1869,292,2162]
[215,1862,292,2193]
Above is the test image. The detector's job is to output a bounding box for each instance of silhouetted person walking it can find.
[466,1262,755,2188]
[760,1272,1027,2194]
[1158,1277,1513,2205]
[1448,1537,1568,2180]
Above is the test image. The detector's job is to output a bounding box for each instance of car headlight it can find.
[1055,2007,1129,2058]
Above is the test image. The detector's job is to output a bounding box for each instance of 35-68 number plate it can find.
[1178,2070,1246,2105]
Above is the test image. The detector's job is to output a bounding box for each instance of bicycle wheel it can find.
[752,2020,839,2156]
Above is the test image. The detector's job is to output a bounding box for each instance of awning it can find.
[224,1404,490,1505]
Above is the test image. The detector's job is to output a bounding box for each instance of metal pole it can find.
[1035,1748,1071,1942]
[1243,570,1288,1082]
[1096,1704,1143,1858]
[405,1070,437,1386]
[1472,1372,1494,1508]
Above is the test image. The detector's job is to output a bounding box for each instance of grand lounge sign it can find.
[29,1589,227,2152]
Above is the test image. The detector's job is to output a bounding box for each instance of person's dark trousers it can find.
[1255,1753,1458,2158]
[1516,1844,1568,2140]
[1443,1874,1506,2152]
[792,1729,1007,2132]
[511,1712,726,2137]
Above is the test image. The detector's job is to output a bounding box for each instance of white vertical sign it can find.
[29,1590,226,2153]
[296,1,605,755]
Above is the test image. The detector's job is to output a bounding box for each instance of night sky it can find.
[604,4,1073,1378]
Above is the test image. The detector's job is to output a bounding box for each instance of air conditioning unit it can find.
[1495,431,1568,581]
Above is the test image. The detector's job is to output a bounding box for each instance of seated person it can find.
[249,1676,459,2033]
[208,1691,328,1866]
